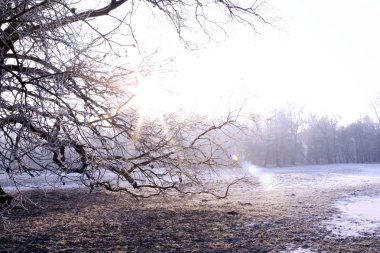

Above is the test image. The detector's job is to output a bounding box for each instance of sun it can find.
[128,72,177,119]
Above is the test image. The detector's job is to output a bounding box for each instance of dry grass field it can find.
[1,176,380,253]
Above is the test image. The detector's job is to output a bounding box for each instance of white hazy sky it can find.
[132,0,380,124]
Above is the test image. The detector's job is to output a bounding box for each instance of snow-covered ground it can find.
[324,194,380,237]
[239,162,380,190]
[2,163,380,192]
[0,172,85,192]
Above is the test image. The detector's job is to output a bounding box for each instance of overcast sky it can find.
[132,0,380,124]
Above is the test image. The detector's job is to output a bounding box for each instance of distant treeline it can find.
[239,108,380,167]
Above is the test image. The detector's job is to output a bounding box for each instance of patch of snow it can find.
[324,194,380,237]
[280,246,321,253]
[287,249,316,253]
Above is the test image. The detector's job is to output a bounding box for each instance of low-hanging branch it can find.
[0,0,267,199]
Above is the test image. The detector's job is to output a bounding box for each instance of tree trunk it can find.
[0,186,13,206]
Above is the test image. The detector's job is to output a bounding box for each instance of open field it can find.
[1,164,380,253]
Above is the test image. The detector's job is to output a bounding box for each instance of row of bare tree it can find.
[239,107,380,167]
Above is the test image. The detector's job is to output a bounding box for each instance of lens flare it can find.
[259,174,276,190]
[241,161,276,190]
[229,152,239,161]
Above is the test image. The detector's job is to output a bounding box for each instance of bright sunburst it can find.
[130,73,174,119]
[122,71,179,143]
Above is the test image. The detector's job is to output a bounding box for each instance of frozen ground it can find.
[2,163,380,240]
[253,164,380,238]
[1,163,380,252]
[0,171,85,192]
[220,163,380,239]
[2,163,380,191]
[324,194,380,237]
[222,162,380,190]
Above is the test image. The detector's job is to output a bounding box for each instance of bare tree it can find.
[0,0,268,199]
[304,116,338,164]
[256,109,301,167]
